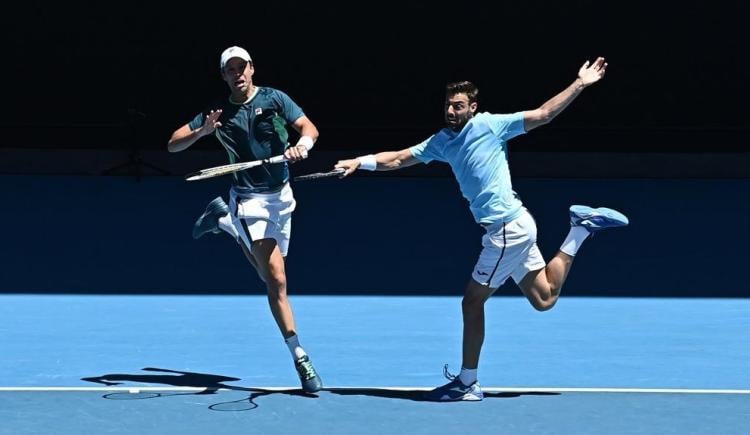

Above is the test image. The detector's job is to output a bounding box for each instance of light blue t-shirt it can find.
[410,112,526,225]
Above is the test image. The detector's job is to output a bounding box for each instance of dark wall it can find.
[2,3,748,296]
[2,174,748,297]
[3,2,748,151]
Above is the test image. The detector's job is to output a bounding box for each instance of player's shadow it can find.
[81,367,316,411]
[327,388,560,401]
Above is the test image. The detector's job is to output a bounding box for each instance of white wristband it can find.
[297,135,314,151]
[357,154,377,171]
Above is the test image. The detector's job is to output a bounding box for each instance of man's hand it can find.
[200,109,223,136]
[284,143,309,163]
[334,159,361,177]
[578,57,608,87]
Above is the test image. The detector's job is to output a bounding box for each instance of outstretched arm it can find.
[167,109,223,152]
[334,148,419,177]
[523,57,608,132]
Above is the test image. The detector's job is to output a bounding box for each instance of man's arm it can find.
[523,57,608,132]
[286,115,319,162]
[167,109,223,152]
[335,148,419,177]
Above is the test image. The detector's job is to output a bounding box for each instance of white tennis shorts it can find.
[472,208,546,289]
[228,183,296,257]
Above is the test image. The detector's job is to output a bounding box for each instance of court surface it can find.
[1,295,748,434]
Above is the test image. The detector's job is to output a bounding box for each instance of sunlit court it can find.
[3,2,749,434]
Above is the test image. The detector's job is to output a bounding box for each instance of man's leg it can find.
[250,238,296,338]
[423,279,493,402]
[518,205,629,311]
[194,195,321,392]
[246,237,322,394]
[517,253,573,312]
[461,279,497,372]
[238,242,264,281]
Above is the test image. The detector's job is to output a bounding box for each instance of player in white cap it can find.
[168,45,322,394]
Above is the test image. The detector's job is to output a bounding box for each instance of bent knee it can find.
[531,298,557,312]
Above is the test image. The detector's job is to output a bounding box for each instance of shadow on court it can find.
[81,368,559,411]
[81,367,317,411]
[81,367,242,389]
[327,388,560,401]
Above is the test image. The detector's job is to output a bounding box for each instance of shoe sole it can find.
[427,393,483,402]
[459,392,483,401]
[570,205,629,227]
[192,198,229,239]
[302,383,323,394]
[425,389,484,402]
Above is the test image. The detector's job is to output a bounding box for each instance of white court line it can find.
[1,386,750,394]
[0,387,207,392]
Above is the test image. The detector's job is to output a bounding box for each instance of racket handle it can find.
[265,155,288,165]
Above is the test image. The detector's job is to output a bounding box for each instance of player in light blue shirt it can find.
[409,110,526,225]
[335,57,629,402]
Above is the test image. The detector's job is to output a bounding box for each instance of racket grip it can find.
[266,155,288,164]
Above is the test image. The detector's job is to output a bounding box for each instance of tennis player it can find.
[167,46,322,393]
[334,57,628,401]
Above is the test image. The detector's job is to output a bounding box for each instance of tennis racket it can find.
[293,168,346,182]
[185,155,287,181]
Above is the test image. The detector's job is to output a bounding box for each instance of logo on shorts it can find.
[476,271,488,276]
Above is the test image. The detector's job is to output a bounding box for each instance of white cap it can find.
[220,46,252,70]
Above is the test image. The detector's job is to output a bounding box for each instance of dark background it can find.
[1,1,748,296]
[3,1,748,152]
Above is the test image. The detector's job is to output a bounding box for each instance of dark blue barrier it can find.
[1,175,748,296]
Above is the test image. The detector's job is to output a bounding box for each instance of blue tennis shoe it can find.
[192,196,230,239]
[424,365,483,402]
[294,355,323,393]
[569,205,629,233]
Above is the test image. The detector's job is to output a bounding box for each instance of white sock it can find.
[218,214,239,241]
[459,367,477,386]
[560,225,590,256]
[285,334,307,360]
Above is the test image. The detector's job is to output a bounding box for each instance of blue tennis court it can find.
[4,1,750,433]
[2,294,748,434]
